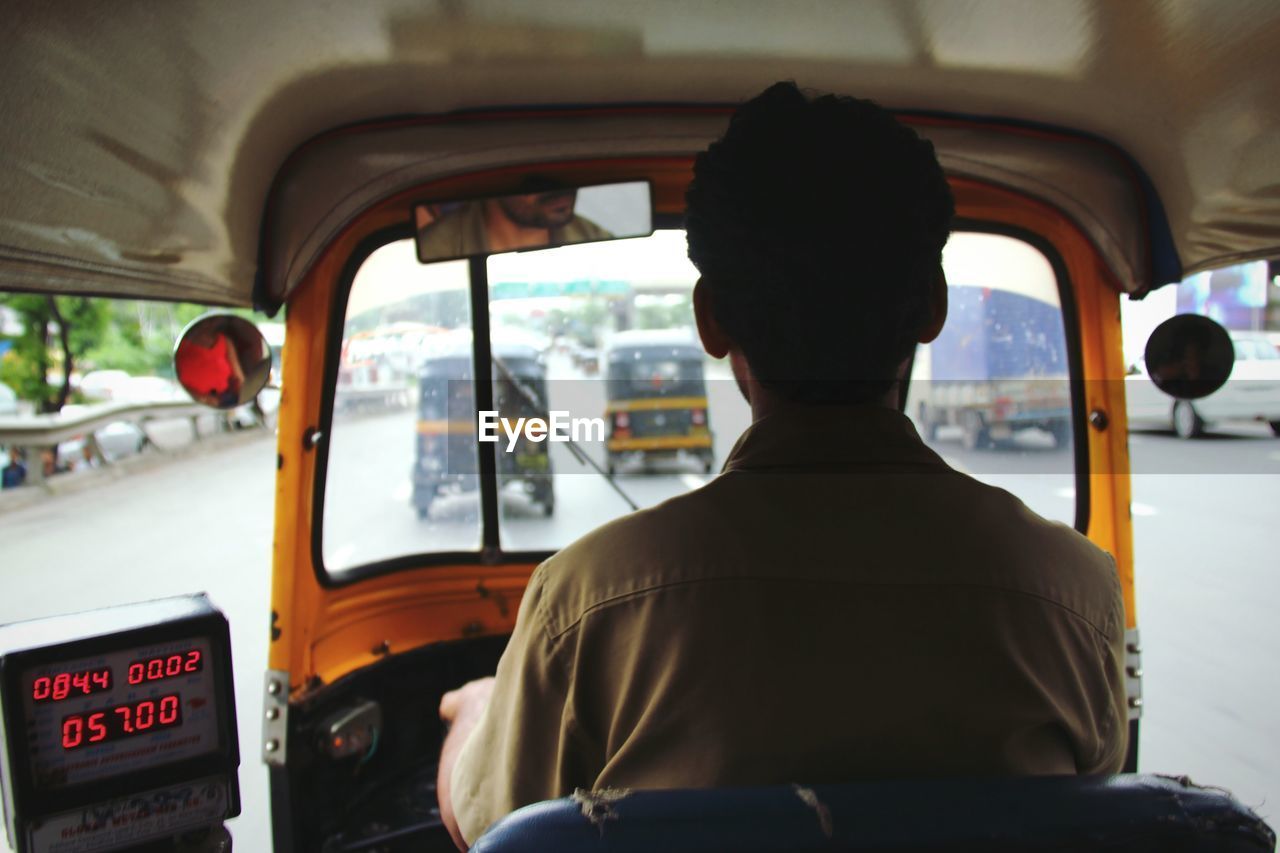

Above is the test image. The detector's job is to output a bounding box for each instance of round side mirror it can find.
[174,314,272,409]
[1143,314,1234,400]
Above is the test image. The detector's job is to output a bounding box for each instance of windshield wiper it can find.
[490,354,639,512]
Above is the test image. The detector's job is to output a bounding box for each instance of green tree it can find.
[0,295,109,413]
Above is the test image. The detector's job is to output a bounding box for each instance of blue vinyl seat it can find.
[472,774,1275,852]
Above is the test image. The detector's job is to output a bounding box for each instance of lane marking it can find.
[680,474,708,491]
[1131,502,1158,517]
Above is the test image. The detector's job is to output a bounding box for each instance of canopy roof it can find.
[2,1,1277,308]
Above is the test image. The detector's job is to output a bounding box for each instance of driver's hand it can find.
[439,677,495,724]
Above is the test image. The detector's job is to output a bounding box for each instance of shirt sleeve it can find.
[1081,556,1130,774]
[450,563,581,844]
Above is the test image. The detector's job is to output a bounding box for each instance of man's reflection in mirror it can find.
[416,188,612,259]
[1148,320,1231,399]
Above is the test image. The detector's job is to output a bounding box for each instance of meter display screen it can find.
[20,637,220,791]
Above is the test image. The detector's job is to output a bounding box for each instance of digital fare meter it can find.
[0,595,240,853]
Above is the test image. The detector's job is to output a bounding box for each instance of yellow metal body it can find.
[268,158,1138,700]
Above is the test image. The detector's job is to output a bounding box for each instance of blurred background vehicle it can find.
[77,368,133,401]
[55,404,149,466]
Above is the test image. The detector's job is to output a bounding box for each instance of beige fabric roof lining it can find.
[261,113,1152,309]
[1,0,1278,307]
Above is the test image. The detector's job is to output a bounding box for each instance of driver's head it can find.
[497,190,579,229]
[686,81,954,404]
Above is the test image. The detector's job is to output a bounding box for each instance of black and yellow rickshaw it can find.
[414,336,555,519]
[604,330,715,475]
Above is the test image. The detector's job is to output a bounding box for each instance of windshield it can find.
[321,229,1082,574]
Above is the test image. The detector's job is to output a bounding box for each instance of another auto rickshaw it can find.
[414,336,555,520]
[604,330,715,475]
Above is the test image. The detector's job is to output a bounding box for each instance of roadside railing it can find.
[0,400,222,487]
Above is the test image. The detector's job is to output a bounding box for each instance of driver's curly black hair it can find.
[686,81,954,404]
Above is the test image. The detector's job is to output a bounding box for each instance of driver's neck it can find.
[732,350,904,422]
[483,202,550,252]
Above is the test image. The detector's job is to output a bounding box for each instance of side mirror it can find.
[1143,315,1234,400]
[174,314,272,409]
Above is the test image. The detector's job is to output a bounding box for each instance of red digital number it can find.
[128,649,203,685]
[64,694,182,750]
[136,700,155,731]
[62,716,84,749]
[34,668,111,703]
[88,712,107,743]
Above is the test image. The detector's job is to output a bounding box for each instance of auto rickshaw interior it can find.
[3,6,1279,847]
[229,127,1091,847]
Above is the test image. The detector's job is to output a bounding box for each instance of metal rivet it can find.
[1128,697,1143,709]
[1127,643,1142,654]
[265,708,280,721]
[1089,409,1109,431]
[1127,667,1144,678]
[265,739,279,753]
[267,680,282,696]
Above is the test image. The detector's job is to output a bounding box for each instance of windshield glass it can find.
[322,254,478,573]
[322,229,1081,573]
[906,233,1076,527]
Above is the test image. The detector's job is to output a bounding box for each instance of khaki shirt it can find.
[417,201,611,259]
[452,405,1128,843]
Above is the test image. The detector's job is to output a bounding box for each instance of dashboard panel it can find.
[276,634,508,853]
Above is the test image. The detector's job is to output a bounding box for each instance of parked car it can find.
[77,369,133,401]
[1127,331,1280,438]
[114,375,184,403]
[56,405,149,466]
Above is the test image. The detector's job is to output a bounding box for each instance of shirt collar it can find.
[722,404,949,473]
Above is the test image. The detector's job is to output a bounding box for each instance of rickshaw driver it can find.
[437,82,1129,850]
[417,187,612,256]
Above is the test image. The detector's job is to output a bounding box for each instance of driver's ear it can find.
[693,278,731,359]
[917,266,948,344]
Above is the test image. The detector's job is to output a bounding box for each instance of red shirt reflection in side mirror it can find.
[175,333,242,406]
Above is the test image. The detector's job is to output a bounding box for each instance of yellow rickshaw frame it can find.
[268,159,1136,701]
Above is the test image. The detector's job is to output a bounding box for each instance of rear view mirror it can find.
[413,180,652,263]
[1143,314,1235,400]
[174,314,272,409]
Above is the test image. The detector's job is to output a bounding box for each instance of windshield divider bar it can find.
[468,255,501,551]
